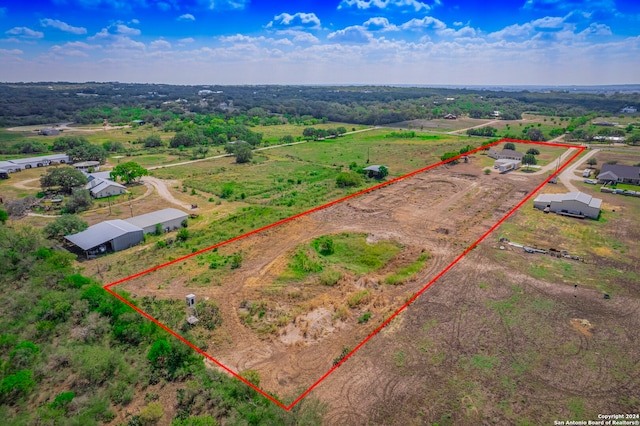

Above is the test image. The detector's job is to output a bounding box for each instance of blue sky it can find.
[0,0,638,85]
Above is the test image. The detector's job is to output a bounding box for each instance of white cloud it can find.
[275,30,320,44]
[40,18,87,34]
[179,37,195,43]
[219,34,293,47]
[338,0,439,12]
[327,26,372,43]
[0,48,22,55]
[150,39,172,49]
[531,16,565,29]
[131,19,140,24]
[5,27,44,39]
[363,17,399,31]
[267,12,321,29]
[438,26,477,38]
[400,16,446,30]
[197,0,249,10]
[116,24,141,35]
[579,22,612,37]
[178,13,196,21]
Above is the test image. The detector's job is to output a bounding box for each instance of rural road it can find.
[141,176,193,210]
[557,148,600,192]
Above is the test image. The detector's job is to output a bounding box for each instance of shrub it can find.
[319,269,342,286]
[358,312,371,323]
[230,253,242,269]
[177,228,189,241]
[335,172,362,188]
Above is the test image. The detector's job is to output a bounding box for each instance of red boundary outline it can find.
[104,138,585,410]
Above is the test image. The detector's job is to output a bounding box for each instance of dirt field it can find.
[115,157,560,402]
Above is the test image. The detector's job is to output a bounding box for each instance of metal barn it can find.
[124,208,188,234]
[65,220,144,255]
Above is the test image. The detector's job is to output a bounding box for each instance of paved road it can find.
[557,148,600,192]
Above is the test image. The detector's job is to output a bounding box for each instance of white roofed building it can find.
[533,192,602,219]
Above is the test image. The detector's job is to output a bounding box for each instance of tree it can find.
[586,157,597,168]
[303,127,317,140]
[526,128,545,141]
[40,167,88,195]
[440,152,460,164]
[110,162,149,184]
[43,215,88,240]
[67,142,108,164]
[280,135,294,144]
[504,142,516,151]
[526,148,540,155]
[225,141,253,164]
[336,127,347,135]
[170,129,204,148]
[143,134,164,148]
[62,189,93,214]
[0,208,8,224]
[377,165,389,179]
[522,153,538,168]
[192,145,209,159]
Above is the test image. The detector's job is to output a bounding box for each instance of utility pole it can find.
[128,193,133,217]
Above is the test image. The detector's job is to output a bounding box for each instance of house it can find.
[39,128,61,136]
[597,164,640,185]
[488,149,524,161]
[73,161,101,172]
[87,171,113,181]
[533,192,602,219]
[124,208,188,234]
[494,159,521,173]
[621,106,637,114]
[65,220,144,256]
[363,165,388,179]
[131,120,145,126]
[0,161,20,173]
[443,114,457,120]
[492,111,501,117]
[86,178,127,198]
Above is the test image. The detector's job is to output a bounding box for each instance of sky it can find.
[0,0,639,85]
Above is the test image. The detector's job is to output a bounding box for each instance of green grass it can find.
[384,252,430,285]
[321,233,402,275]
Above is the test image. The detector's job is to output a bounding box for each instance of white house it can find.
[86,178,126,198]
[533,192,602,219]
[621,106,637,114]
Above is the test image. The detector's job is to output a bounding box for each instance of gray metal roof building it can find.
[124,208,188,234]
[533,192,602,219]
[65,220,143,253]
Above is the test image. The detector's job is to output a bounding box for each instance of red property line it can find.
[104,139,585,411]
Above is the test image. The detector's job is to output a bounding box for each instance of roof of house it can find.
[597,171,618,181]
[124,208,188,229]
[363,165,386,172]
[599,164,640,180]
[86,178,126,195]
[87,171,113,181]
[65,220,142,251]
[534,192,602,209]
[74,161,100,167]
[500,149,524,159]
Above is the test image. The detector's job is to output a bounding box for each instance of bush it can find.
[177,228,189,241]
[230,253,242,269]
[358,312,371,323]
[335,172,362,188]
[319,269,342,286]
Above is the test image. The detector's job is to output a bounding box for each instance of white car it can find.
[584,179,597,184]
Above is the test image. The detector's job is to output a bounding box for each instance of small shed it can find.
[65,220,144,255]
[0,169,9,180]
[124,208,188,234]
[39,128,61,136]
[363,165,388,179]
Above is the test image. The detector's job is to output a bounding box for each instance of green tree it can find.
[440,152,460,164]
[586,157,597,167]
[43,215,88,240]
[526,148,541,155]
[40,167,88,195]
[303,127,317,140]
[504,142,516,151]
[522,153,538,168]
[336,126,347,135]
[67,142,108,164]
[62,189,93,214]
[143,134,164,148]
[225,141,253,164]
[280,135,294,144]
[170,129,204,148]
[110,162,149,184]
[139,402,164,425]
[377,165,389,179]
[0,208,8,224]
[526,128,545,141]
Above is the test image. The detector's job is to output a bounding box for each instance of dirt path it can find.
[10,177,41,190]
[448,119,502,134]
[558,148,600,192]
[141,176,193,210]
